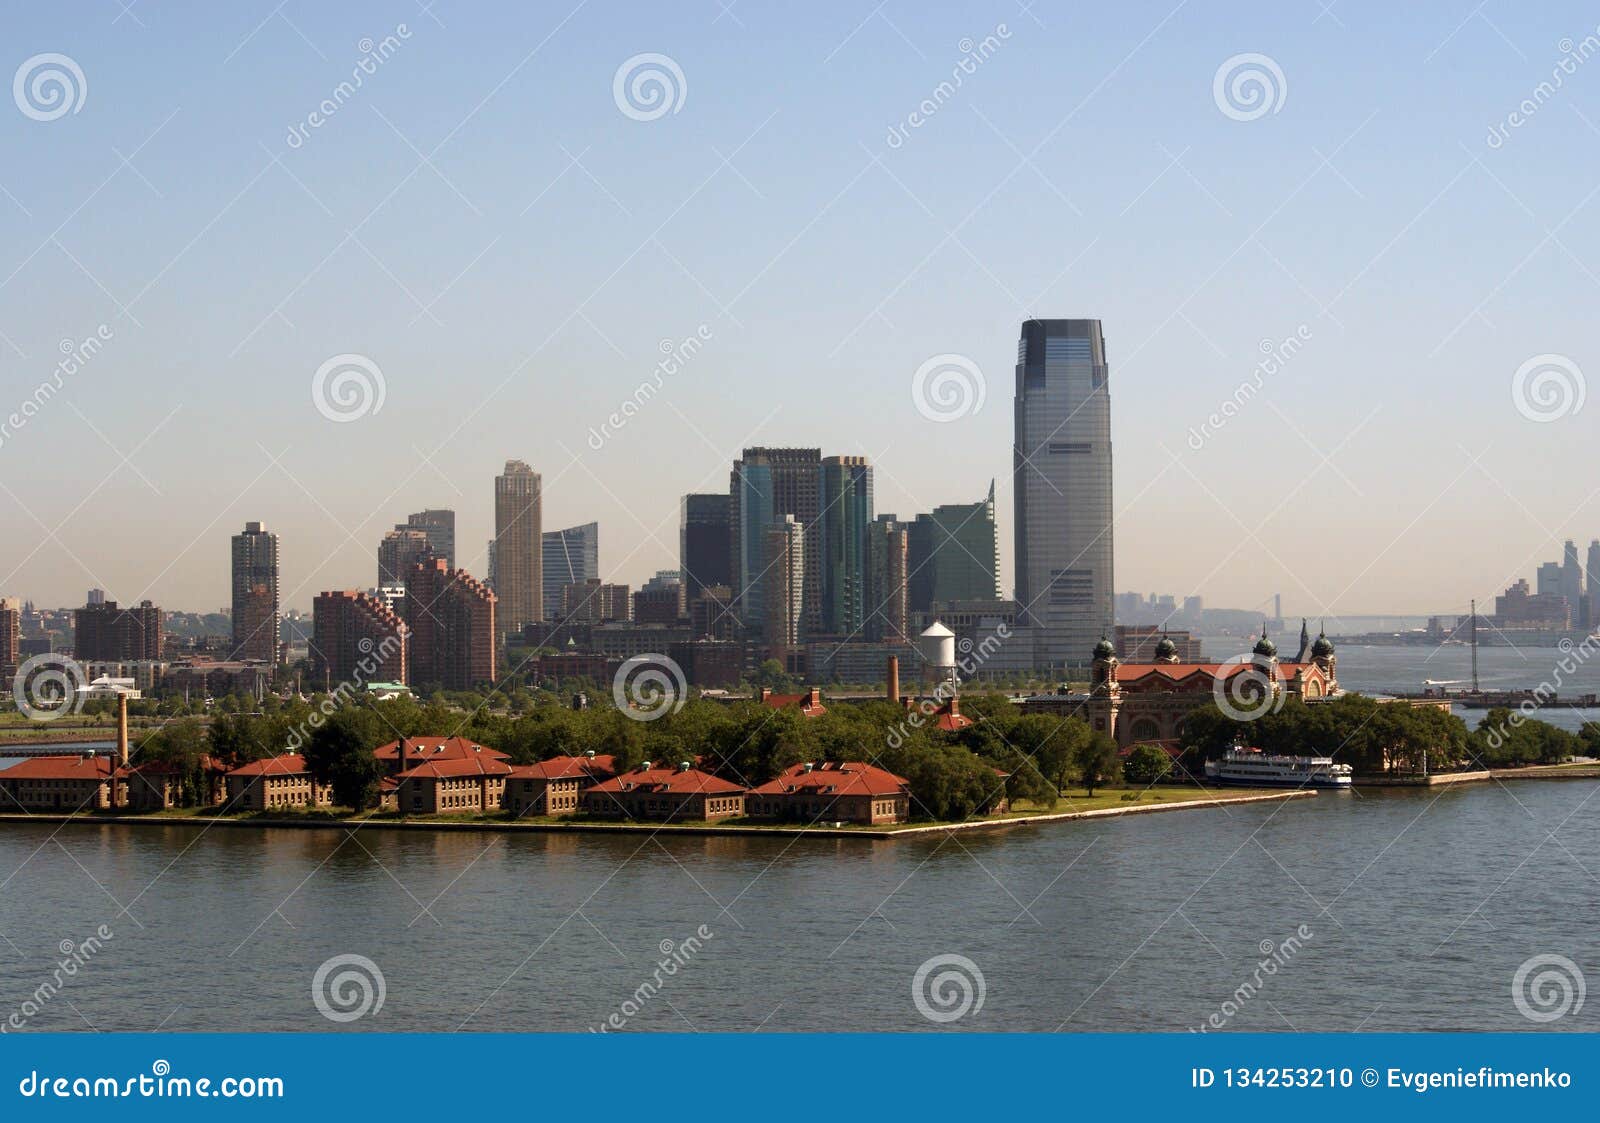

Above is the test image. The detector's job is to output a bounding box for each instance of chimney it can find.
[757,686,771,702]
[116,693,129,768]
[806,687,821,707]
[886,656,899,705]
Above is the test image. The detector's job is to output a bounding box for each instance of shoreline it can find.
[0,789,1314,840]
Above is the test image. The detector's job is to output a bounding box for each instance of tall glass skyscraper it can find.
[1013,319,1114,672]
[542,522,599,621]
[819,455,873,636]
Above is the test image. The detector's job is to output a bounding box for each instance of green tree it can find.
[1123,743,1172,785]
[1072,734,1123,796]
[304,709,386,810]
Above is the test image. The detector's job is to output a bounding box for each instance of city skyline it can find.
[4,3,1600,619]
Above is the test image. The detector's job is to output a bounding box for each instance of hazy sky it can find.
[2,1,1599,618]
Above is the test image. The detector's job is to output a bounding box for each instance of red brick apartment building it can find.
[503,752,617,816]
[747,761,912,825]
[310,590,407,688]
[225,754,332,811]
[582,762,745,821]
[403,558,496,689]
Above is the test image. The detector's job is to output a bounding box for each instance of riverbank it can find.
[0,788,1311,840]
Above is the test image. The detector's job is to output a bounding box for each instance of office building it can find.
[1536,561,1564,597]
[0,597,19,685]
[763,515,806,659]
[310,590,408,688]
[378,528,433,588]
[404,558,497,689]
[819,455,874,637]
[680,493,732,599]
[85,588,106,606]
[1013,319,1115,672]
[73,599,164,662]
[230,522,280,663]
[399,509,455,568]
[923,483,1001,606]
[493,460,542,636]
[731,448,821,639]
[560,579,630,624]
[542,522,599,621]
[865,515,909,642]
[634,570,686,624]
[1563,539,1584,611]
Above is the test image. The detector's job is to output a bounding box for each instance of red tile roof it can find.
[506,754,617,781]
[375,736,508,764]
[760,688,827,717]
[1113,662,1318,685]
[750,761,909,799]
[397,757,512,780]
[227,753,312,778]
[587,766,744,796]
[0,754,115,781]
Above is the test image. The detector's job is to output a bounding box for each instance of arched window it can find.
[1131,717,1162,742]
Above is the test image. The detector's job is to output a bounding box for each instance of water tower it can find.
[918,621,957,689]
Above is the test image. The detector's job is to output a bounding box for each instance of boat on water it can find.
[1203,747,1353,789]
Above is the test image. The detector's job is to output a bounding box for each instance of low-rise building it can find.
[758,686,827,717]
[747,761,911,825]
[0,754,123,812]
[503,752,617,817]
[225,754,332,811]
[375,735,509,775]
[395,756,511,815]
[582,762,745,822]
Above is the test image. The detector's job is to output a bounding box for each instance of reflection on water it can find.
[0,780,1596,1032]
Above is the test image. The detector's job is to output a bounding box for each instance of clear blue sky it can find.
[3,1,1599,618]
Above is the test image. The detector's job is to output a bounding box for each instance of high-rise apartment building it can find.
[1013,319,1115,671]
[310,590,407,688]
[680,493,732,599]
[866,516,909,643]
[0,597,20,685]
[404,558,496,689]
[399,509,455,568]
[819,455,874,637]
[730,448,821,639]
[763,515,806,657]
[378,528,433,588]
[73,599,163,662]
[542,522,599,621]
[493,460,542,636]
[231,522,280,663]
[85,588,106,606]
[559,580,631,624]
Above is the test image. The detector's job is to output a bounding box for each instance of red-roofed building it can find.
[582,762,745,821]
[0,753,124,812]
[225,753,332,811]
[395,756,511,815]
[747,761,911,824]
[503,752,617,817]
[375,736,509,775]
[927,695,973,732]
[757,686,827,717]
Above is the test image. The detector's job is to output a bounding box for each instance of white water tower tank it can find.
[919,621,957,675]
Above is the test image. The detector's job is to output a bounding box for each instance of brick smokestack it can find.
[886,656,899,706]
[116,693,129,767]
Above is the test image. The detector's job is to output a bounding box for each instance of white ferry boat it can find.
[1203,747,1353,789]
